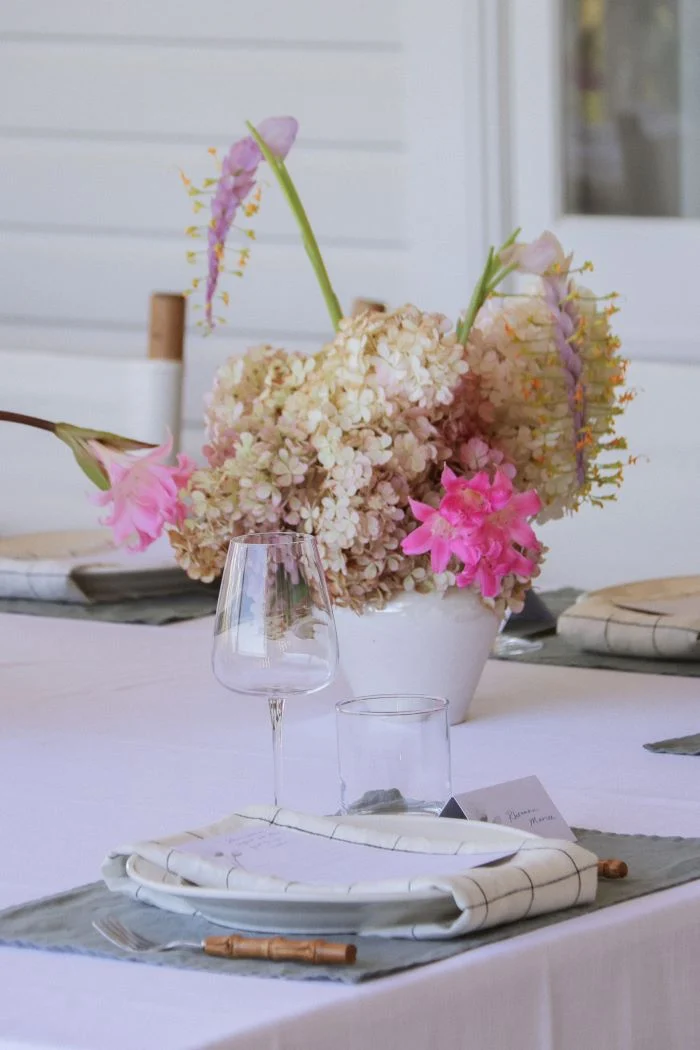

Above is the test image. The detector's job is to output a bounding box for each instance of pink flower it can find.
[205,117,298,327]
[90,435,196,552]
[499,231,567,276]
[455,532,536,598]
[255,115,299,160]
[401,499,465,574]
[440,467,540,545]
[402,467,542,599]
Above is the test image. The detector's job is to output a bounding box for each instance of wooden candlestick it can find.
[597,859,628,879]
[351,297,387,317]
[148,293,186,361]
[203,934,357,965]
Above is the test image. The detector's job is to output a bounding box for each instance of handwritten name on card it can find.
[440,775,576,841]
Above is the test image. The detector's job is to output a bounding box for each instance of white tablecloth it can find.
[1,612,700,1050]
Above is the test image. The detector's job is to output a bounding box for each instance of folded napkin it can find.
[103,806,598,940]
[558,589,700,661]
[0,530,204,604]
[644,732,700,756]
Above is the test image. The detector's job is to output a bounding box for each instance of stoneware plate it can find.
[125,814,537,934]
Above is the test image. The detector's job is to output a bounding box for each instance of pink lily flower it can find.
[402,466,542,599]
[90,435,196,552]
[439,466,512,524]
[401,499,464,574]
[498,231,567,276]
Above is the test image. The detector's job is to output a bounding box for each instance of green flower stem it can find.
[486,262,517,293]
[456,247,496,345]
[247,122,343,331]
[456,227,522,346]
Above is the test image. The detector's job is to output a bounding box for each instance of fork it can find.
[92,916,356,965]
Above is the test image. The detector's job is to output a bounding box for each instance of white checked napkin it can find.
[558,586,700,660]
[103,806,598,939]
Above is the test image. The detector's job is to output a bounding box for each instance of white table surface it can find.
[1,612,700,1050]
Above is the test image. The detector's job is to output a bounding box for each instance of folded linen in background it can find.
[103,805,598,940]
[0,530,204,603]
[558,577,700,660]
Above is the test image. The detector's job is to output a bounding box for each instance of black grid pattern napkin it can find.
[102,806,598,940]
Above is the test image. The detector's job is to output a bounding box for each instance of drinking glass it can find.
[212,533,338,806]
[492,610,543,658]
[336,695,452,816]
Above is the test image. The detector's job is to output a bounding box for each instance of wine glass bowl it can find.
[212,532,338,805]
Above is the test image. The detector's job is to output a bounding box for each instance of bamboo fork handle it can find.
[203,934,357,965]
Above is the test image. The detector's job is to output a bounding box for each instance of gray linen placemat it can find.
[643,734,700,756]
[1,829,699,984]
[0,589,218,625]
[496,589,700,678]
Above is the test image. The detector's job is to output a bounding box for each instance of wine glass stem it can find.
[268,696,286,807]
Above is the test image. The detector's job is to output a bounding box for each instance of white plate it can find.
[125,815,537,934]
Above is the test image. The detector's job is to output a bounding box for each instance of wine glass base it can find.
[492,635,544,658]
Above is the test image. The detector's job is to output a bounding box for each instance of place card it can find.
[440,775,576,841]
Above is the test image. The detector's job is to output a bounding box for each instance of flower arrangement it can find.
[168,116,631,614]
[0,116,632,616]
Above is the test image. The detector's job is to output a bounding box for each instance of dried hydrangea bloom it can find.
[171,307,482,608]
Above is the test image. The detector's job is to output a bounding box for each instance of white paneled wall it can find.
[0,0,406,454]
[0,0,486,455]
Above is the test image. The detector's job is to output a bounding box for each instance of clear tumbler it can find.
[336,694,452,816]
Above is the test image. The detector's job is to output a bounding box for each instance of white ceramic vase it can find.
[333,588,500,725]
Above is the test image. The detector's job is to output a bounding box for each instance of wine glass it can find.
[492,609,544,658]
[212,532,338,806]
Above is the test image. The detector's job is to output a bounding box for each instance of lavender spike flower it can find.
[540,265,587,487]
[203,117,298,328]
[500,231,588,487]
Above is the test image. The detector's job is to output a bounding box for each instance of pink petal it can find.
[407,498,438,524]
[499,231,565,276]
[141,435,173,464]
[440,465,458,488]
[224,136,262,175]
[476,563,500,598]
[511,489,542,518]
[455,565,477,589]
[430,536,452,574]
[257,116,299,159]
[508,548,536,578]
[465,471,492,498]
[401,523,435,556]
[489,470,514,509]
